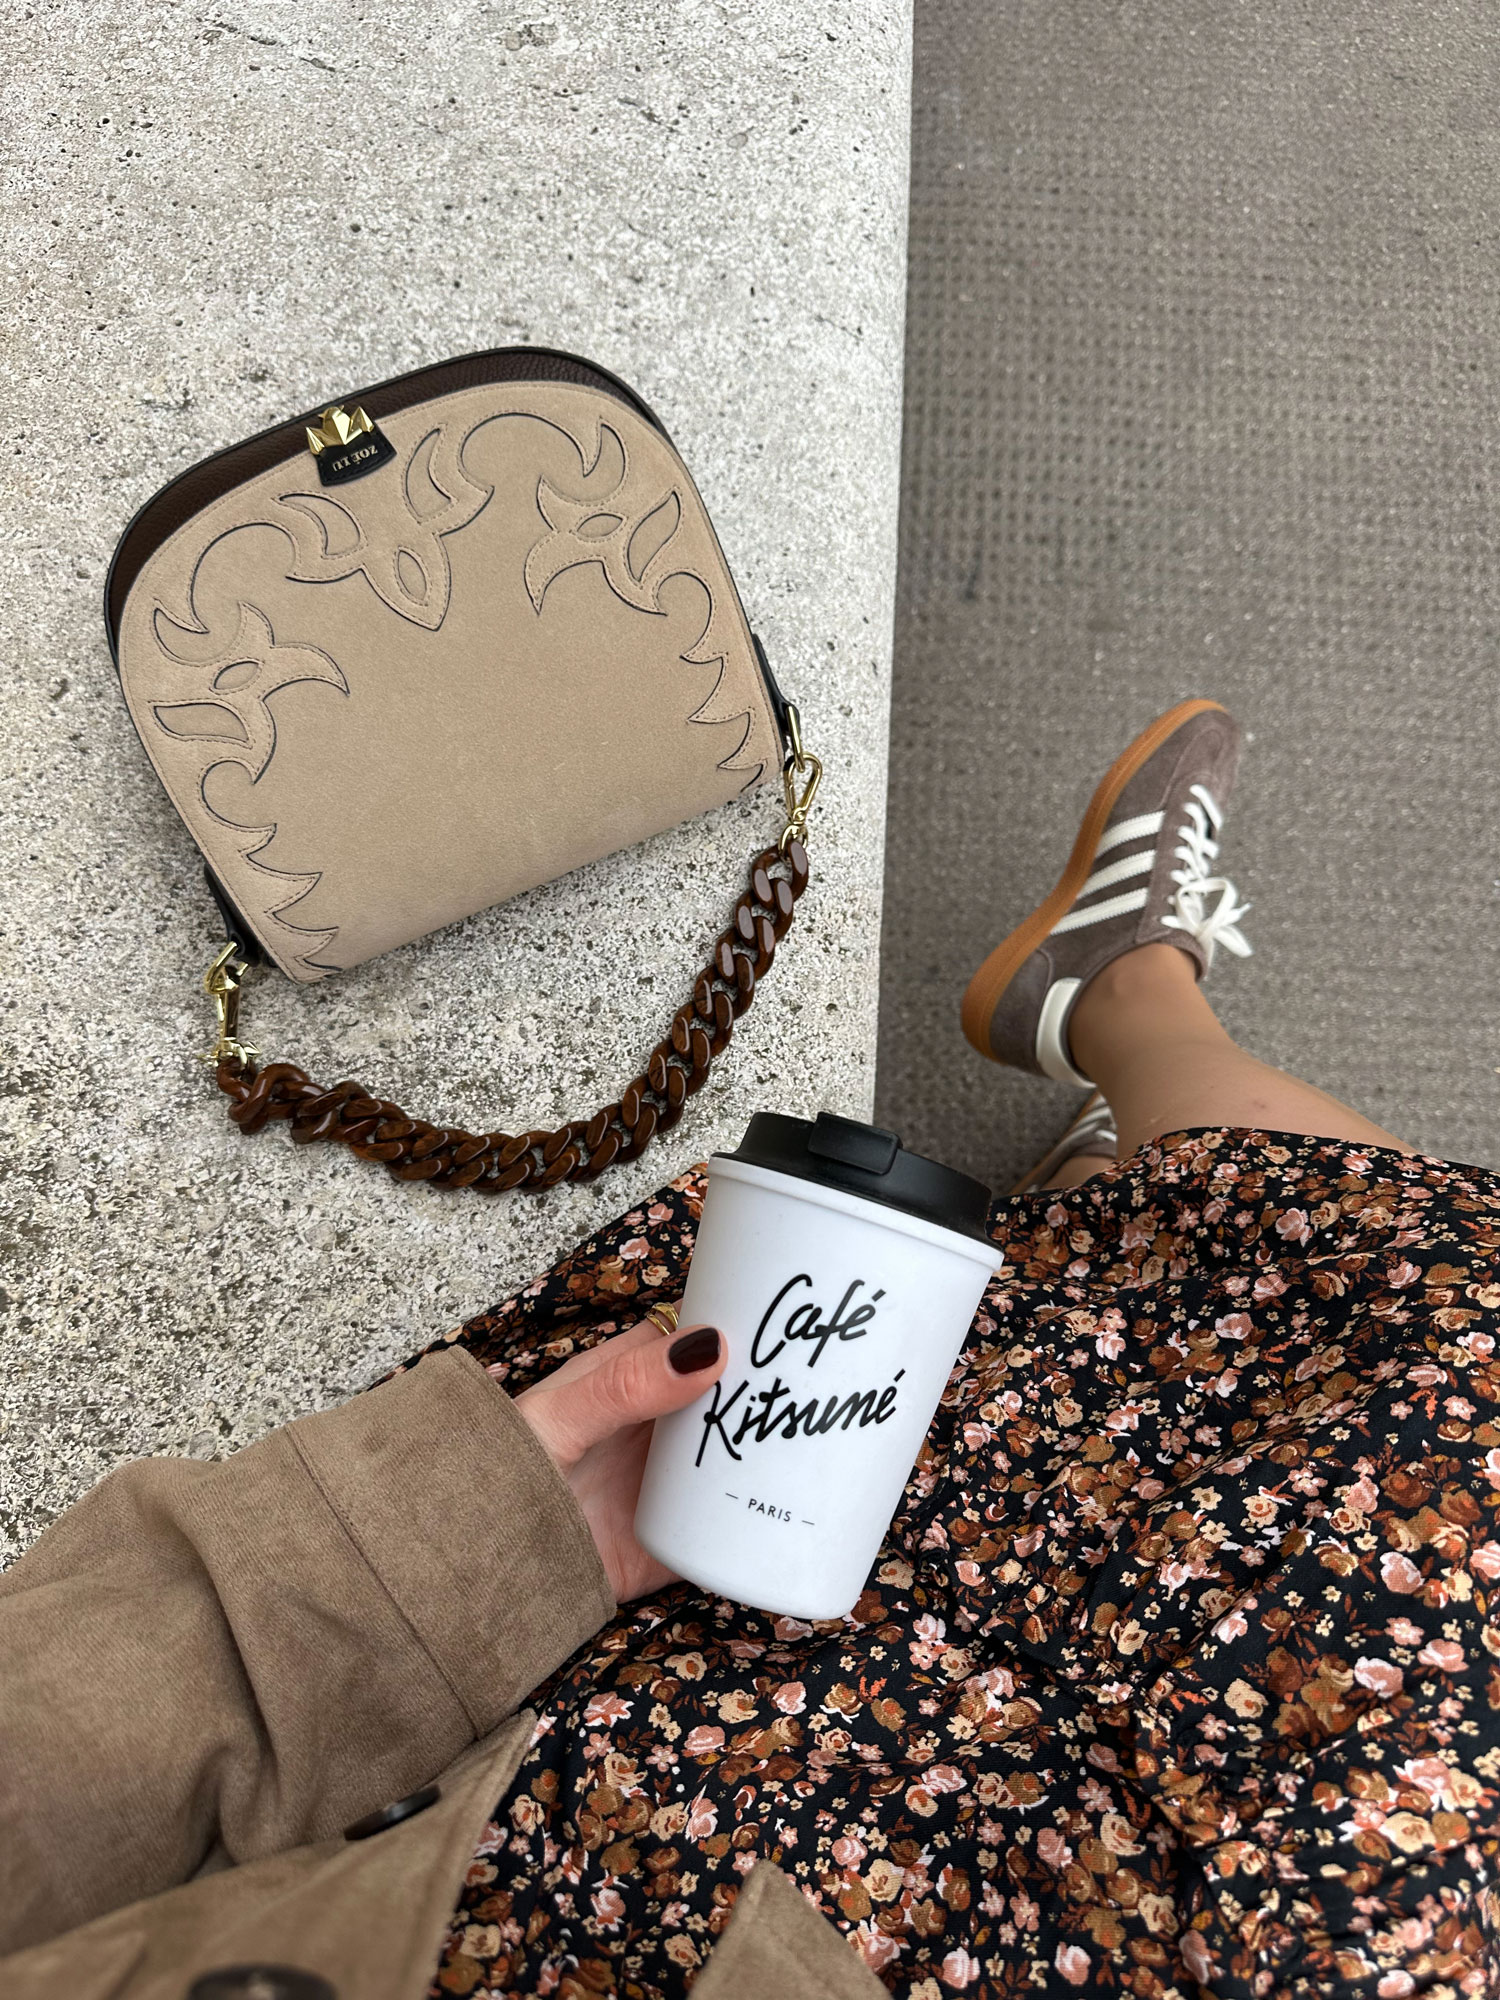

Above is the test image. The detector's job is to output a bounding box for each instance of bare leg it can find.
[1041,1152,1115,1192]
[1067,942,1412,1161]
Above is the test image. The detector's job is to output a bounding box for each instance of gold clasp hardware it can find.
[779,701,823,853]
[199,942,260,1068]
[305,403,375,456]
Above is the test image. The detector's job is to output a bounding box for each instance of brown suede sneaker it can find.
[1008,1092,1119,1195]
[961,700,1251,1085]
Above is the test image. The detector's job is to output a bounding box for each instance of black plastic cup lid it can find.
[718,1111,994,1242]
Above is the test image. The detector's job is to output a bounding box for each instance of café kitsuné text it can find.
[695,1273,905,1467]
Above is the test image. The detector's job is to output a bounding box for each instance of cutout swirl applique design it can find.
[523,418,761,781]
[275,423,490,631]
[146,595,348,973]
[123,387,776,981]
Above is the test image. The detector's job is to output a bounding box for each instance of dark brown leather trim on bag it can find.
[108,345,821,1190]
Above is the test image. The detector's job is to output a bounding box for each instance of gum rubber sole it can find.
[960,698,1228,1061]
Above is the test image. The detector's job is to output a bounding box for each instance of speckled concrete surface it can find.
[0,0,912,1557]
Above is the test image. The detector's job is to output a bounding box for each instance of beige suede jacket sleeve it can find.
[0,1345,883,2000]
[0,1348,614,1955]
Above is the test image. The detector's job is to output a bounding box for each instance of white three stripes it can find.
[1050,809,1163,936]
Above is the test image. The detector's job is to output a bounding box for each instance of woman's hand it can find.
[511,1317,726,1603]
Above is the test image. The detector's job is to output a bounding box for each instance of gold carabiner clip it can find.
[199,941,260,1068]
[779,701,824,853]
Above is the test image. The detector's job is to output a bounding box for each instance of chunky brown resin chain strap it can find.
[209,839,810,1192]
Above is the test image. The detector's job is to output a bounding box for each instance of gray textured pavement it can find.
[0,1,913,1555]
[877,2,1500,1191]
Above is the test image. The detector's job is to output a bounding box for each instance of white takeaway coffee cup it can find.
[634,1111,1001,1620]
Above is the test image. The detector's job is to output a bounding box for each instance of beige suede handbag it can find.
[106,347,820,1192]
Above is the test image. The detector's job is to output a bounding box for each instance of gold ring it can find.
[643,1302,680,1336]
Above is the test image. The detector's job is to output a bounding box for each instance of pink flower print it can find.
[583,1691,632,1728]
[685,1793,718,1839]
[1470,1542,1500,1580]
[1380,1552,1424,1594]
[907,1767,963,1822]
[1483,1449,1500,1492]
[1215,1312,1254,1342]
[1160,1556,1208,1594]
[1055,1943,1092,1986]
[772,1615,814,1640]
[966,1664,1015,1706]
[1387,1615,1425,1647]
[1252,1268,1288,1302]
[1377,1974,1416,1998]
[1180,1933,1215,1983]
[683,1725,724,1756]
[1398,1755,1459,1807]
[1275,1208,1312,1245]
[1095,1326,1126,1359]
[1390,1917,1433,1955]
[941,1948,983,1987]
[1341,1474,1379,1513]
[1387,1260,1421,1289]
[590,1886,626,1929]
[773,1681,807,1715]
[1004,1896,1040,1944]
[832,1833,866,1869]
[1214,1607,1249,1642]
[1354,1658,1404,1698]
[853,1923,902,1972]
[1418,1639,1465,1672]
[1036,1828,1073,1869]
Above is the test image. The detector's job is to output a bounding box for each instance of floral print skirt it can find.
[421,1130,1500,2000]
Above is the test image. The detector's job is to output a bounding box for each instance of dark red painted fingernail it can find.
[668,1327,722,1374]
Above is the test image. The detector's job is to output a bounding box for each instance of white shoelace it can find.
[1160,784,1252,970]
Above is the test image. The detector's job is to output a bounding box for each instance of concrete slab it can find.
[0,0,912,1556]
